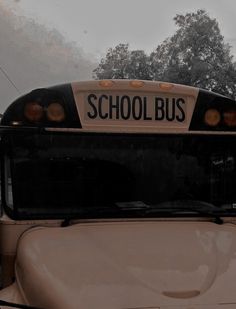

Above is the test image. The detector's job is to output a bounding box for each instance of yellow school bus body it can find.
[0,80,236,308]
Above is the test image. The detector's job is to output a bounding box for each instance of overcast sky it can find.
[0,0,236,111]
[5,0,236,57]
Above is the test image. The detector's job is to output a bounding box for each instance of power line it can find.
[0,65,20,94]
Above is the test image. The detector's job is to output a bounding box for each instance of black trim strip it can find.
[0,299,42,309]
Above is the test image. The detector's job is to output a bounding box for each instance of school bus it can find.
[0,80,236,308]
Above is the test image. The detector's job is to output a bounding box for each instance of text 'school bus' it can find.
[1,80,236,309]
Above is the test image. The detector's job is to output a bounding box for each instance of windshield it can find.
[6,133,236,219]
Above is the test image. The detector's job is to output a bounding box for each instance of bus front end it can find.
[0,80,236,308]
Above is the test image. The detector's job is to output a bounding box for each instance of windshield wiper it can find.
[116,200,224,224]
[61,200,225,227]
[61,201,161,226]
[146,200,224,224]
[61,205,129,227]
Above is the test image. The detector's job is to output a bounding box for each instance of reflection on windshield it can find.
[8,133,236,219]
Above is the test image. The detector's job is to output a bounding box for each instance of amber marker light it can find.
[130,80,144,88]
[223,110,236,127]
[204,109,221,126]
[24,102,43,122]
[46,102,65,122]
[159,82,174,90]
[99,80,114,87]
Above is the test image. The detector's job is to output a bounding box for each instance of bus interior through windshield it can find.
[3,132,236,219]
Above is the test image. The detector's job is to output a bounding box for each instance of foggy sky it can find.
[0,2,96,112]
[8,0,236,56]
[1,0,236,112]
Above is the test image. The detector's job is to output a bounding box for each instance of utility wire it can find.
[0,65,20,94]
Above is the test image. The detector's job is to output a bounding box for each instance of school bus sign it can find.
[72,81,198,132]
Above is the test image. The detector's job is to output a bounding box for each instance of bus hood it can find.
[15,221,236,309]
